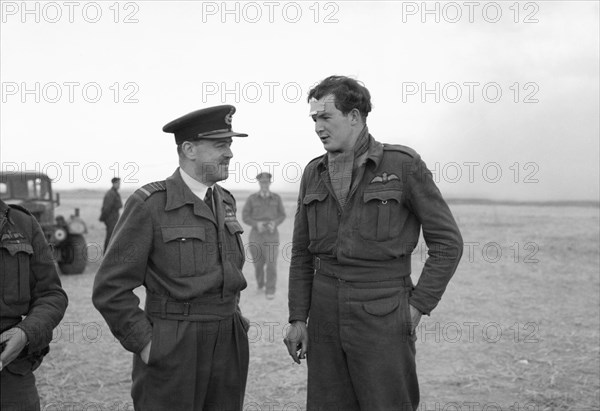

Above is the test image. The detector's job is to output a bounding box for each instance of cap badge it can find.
[224,107,235,125]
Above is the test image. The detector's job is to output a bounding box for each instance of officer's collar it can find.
[164,168,205,211]
[164,168,233,213]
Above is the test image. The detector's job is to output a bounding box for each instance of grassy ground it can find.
[33,190,599,410]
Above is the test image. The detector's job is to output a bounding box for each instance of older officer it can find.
[92,105,250,411]
[99,177,122,252]
[284,76,463,411]
[242,172,286,299]
[1,198,68,411]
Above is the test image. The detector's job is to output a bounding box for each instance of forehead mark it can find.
[309,98,325,116]
[309,95,336,115]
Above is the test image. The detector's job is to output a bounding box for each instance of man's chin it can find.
[216,167,229,182]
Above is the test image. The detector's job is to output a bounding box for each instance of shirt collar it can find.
[179,168,212,200]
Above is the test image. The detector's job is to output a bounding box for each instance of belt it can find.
[314,255,412,285]
[145,293,237,321]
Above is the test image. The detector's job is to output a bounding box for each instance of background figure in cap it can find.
[99,177,122,252]
[242,172,286,299]
[92,105,250,411]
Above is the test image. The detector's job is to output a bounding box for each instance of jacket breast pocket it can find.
[161,226,207,277]
[1,242,33,305]
[360,189,407,241]
[302,192,329,241]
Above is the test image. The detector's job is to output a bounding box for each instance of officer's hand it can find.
[265,221,275,233]
[0,327,28,371]
[283,321,308,364]
[256,223,266,233]
[140,341,152,365]
[409,304,422,333]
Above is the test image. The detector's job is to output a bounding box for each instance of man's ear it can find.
[349,108,362,125]
[180,141,198,160]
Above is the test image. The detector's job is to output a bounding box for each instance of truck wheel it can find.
[59,234,87,274]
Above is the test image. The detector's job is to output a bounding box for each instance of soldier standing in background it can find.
[92,105,250,411]
[99,177,122,252]
[284,76,463,411]
[0,199,68,411]
[242,172,286,299]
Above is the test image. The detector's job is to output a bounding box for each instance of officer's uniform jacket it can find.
[99,187,122,223]
[289,135,463,322]
[242,191,286,234]
[92,169,247,354]
[0,200,68,371]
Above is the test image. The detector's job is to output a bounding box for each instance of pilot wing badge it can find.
[370,172,399,184]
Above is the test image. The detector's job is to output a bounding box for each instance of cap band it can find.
[197,128,230,137]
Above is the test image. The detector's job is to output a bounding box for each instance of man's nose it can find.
[224,147,233,158]
[315,120,325,133]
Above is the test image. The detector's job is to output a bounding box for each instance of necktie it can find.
[204,187,214,215]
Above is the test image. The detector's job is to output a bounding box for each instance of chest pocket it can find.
[303,192,329,241]
[161,226,208,277]
[1,242,33,304]
[360,189,407,241]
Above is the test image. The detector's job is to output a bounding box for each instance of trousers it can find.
[248,229,279,294]
[306,272,419,411]
[0,368,40,411]
[131,313,249,411]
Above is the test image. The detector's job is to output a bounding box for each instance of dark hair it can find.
[111,177,121,184]
[308,75,372,121]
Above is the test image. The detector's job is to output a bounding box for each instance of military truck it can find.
[0,171,88,274]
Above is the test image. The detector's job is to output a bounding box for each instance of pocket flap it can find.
[161,226,205,242]
[363,190,402,203]
[225,221,244,235]
[363,298,399,316]
[303,192,328,205]
[1,242,34,256]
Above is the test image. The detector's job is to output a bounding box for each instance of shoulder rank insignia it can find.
[370,172,399,184]
[135,181,166,200]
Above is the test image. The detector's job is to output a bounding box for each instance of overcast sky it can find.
[1,1,598,201]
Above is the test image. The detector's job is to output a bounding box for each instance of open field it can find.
[34,189,599,410]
